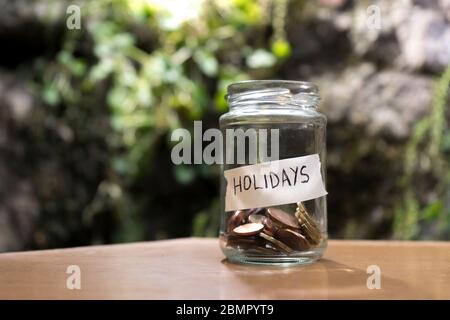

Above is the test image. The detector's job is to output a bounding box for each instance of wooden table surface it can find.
[0,238,449,299]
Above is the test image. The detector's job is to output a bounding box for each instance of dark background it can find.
[0,0,449,252]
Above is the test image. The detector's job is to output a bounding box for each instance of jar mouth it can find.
[226,80,320,109]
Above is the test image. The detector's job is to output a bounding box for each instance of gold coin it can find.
[259,232,293,253]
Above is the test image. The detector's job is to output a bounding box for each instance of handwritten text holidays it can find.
[232,164,310,196]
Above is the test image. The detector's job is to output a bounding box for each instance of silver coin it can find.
[232,223,264,236]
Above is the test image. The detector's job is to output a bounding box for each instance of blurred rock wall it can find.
[282,0,450,237]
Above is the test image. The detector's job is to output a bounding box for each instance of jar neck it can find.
[226,80,320,110]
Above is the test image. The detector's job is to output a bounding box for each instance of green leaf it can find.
[194,50,219,77]
[246,49,276,69]
[192,211,209,237]
[271,39,292,59]
[89,58,114,82]
[214,87,228,113]
[112,157,134,176]
[442,132,450,152]
[189,84,209,118]
[57,51,86,77]
[174,165,195,185]
[136,80,153,107]
[214,68,249,112]
[423,201,444,221]
[107,86,129,111]
[113,33,135,50]
[42,84,60,106]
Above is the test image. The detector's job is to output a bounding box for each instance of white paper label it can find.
[224,154,327,211]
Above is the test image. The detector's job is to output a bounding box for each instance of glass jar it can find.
[219,80,327,265]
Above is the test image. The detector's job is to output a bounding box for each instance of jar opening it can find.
[226,80,320,109]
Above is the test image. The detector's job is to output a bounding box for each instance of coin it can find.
[227,210,248,232]
[261,217,278,237]
[232,222,264,236]
[247,208,266,216]
[295,203,322,245]
[248,214,266,224]
[248,212,279,237]
[225,234,266,249]
[225,234,280,254]
[245,241,281,255]
[259,232,293,253]
[299,221,321,245]
[274,228,310,251]
[267,207,300,229]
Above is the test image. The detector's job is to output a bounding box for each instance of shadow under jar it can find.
[219,80,328,266]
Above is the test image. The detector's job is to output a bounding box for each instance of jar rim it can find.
[227,80,318,95]
[226,80,320,109]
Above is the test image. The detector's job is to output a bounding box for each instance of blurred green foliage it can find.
[35,0,290,244]
[394,65,450,239]
[28,0,449,245]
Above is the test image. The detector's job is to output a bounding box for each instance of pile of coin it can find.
[224,203,322,255]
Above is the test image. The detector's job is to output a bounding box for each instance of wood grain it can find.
[0,238,449,299]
